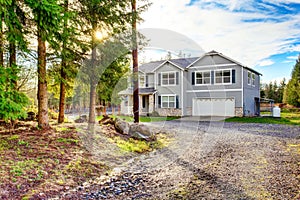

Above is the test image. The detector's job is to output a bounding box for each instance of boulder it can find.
[99,115,114,125]
[26,112,36,121]
[74,115,88,123]
[114,118,130,135]
[128,123,156,141]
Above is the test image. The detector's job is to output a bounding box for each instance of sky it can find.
[139,0,300,83]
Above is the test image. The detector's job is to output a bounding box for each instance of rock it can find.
[27,111,36,121]
[74,115,88,123]
[128,123,156,141]
[99,115,114,125]
[114,118,130,135]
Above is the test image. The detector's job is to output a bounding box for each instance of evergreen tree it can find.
[0,65,29,124]
[25,0,63,129]
[78,0,132,124]
[97,55,130,106]
[283,55,300,107]
[278,78,286,103]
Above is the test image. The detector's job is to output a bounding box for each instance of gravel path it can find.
[60,120,300,199]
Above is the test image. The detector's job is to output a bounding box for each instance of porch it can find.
[118,87,156,116]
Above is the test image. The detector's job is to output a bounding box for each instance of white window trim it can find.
[161,94,176,108]
[214,68,232,85]
[251,73,255,87]
[161,71,176,86]
[139,74,146,88]
[247,71,256,87]
[247,71,252,85]
[195,70,211,86]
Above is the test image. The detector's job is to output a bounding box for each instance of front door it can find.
[254,97,260,116]
[142,95,149,113]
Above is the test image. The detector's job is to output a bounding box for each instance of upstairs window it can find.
[252,73,255,86]
[215,69,231,84]
[195,71,211,85]
[162,72,176,86]
[247,71,251,85]
[139,75,145,87]
[248,71,255,86]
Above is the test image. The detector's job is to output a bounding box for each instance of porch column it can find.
[149,94,154,113]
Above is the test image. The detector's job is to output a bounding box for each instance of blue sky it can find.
[140,0,300,83]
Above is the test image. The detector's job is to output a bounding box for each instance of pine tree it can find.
[0,65,29,124]
[278,78,286,103]
[25,0,63,129]
[283,55,300,107]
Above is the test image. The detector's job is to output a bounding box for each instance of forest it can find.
[0,0,148,129]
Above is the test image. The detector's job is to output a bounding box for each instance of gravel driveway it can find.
[61,120,300,199]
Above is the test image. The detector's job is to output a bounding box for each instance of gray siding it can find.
[182,56,244,116]
[192,54,233,66]
[243,69,260,116]
[148,53,261,117]
[188,64,242,90]
[146,73,155,88]
[184,91,242,116]
[155,63,182,109]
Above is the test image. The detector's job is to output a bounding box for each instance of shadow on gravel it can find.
[162,147,252,199]
[196,121,300,139]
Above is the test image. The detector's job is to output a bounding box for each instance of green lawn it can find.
[96,115,180,123]
[225,111,300,126]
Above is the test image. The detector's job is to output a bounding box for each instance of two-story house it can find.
[119,50,262,117]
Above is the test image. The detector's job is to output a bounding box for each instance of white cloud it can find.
[258,59,274,66]
[139,0,300,68]
[287,55,299,60]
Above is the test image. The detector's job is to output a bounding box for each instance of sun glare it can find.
[94,30,108,41]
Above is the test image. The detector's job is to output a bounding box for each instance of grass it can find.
[109,134,173,153]
[96,115,180,123]
[225,111,300,125]
[0,122,108,199]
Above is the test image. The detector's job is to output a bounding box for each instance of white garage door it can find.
[192,98,235,116]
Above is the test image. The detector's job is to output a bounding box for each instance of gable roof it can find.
[139,60,165,73]
[187,50,262,76]
[139,50,262,76]
[139,57,198,73]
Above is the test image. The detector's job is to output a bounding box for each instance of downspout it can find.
[154,71,156,111]
[242,67,244,116]
[181,70,184,116]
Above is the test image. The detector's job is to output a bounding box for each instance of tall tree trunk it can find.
[88,81,96,123]
[58,0,68,124]
[132,0,139,123]
[0,15,3,67]
[88,39,97,124]
[37,29,49,129]
[58,62,66,123]
[9,42,17,86]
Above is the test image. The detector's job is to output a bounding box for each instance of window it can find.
[139,75,145,87]
[162,72,176,86]
[124,96,128,106]
[247,71,251,85]
[162,95,175,108]
[215,69,231,84]
[248,71,255,86]
[195,71,211,85]
[252,73,255,86]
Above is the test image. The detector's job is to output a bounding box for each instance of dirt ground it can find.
[61,120,300,200]
[0,120,299,200]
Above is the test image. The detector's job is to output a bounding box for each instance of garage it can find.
[192,98,235,116]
